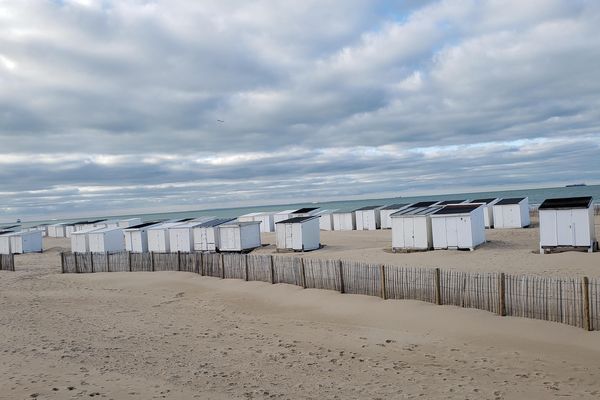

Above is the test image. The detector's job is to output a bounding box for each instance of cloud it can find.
[0,0,599,220]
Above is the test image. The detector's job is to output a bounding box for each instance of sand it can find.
[1,231,600,399]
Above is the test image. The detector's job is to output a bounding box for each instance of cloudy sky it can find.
[1,0,600,221]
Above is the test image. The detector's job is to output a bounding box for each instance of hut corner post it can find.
[338,260,344,294]
[582,276,591,331]
[434,268,441,305]
[380,264,386,300]
[498,272,506,317]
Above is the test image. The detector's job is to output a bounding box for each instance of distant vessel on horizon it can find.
[565,183,587,187]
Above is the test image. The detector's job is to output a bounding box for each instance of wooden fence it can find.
[0,254,15,271]
[60,251,600,331]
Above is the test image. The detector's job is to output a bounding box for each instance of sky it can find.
[1,0,600,221]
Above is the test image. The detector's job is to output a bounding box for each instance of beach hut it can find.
[390,205,442,251]
[237,212,262,222]
[118,218,143,228]
[468,198,499,228]
[253,212,276,233]
[217,221,262,252]
[70,227,101,253]
[430,204,485,251]
[48,223,66,238]
[314,209,337,231]
[8,231,43,254]
[332,209,356,231]
[124,222,161,253]
[380,204,411,229]
[0,232,14,254]
[88,227,125,253]
[168,217,216,253]
[492,197,530,228]
[538,196,597,253]
[275,216,320,251]
[147,221,183,253]
[290,207,320,218]
[273,210,297,224]
[193,218,235,252]
[355,205,383,230]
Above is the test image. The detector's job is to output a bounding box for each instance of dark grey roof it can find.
[276,216,319,224]
[438,199,465,205]
[392,206,442,216]
[471,198,497,204]
[292,207,319,213]
[411,201,438,208]
[539,196,593,210]
[433,204,481,215]
[382,203,409,210]
[197,218,235,228]
[126,221,161,230]
[355,205,382,211]
[495,197,526,205]
[0,224,19,230]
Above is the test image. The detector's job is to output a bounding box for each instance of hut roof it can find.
[470,198,497,204]
[495,197,526,205]
[539,196,593,210]
[276,216,319,224]
[433,204,481,215]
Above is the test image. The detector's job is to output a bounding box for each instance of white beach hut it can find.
[70,227,101,253]
[275,216,320,251]
[48,223,66,238]
[273,210,297,224]
[237,212,262,222]
[332,209,356,231]
[118,218,143,228]
[254,212,276,233]
[430,204,485,251]
[380,204,411,229]
[314,209,337,231]
[124,222,161,253]
[390,204,442,251]
[355,205,383,231]
[492,197,530,228]
[168,217,216,253]
[0,232,14,254]
[468,198,499,228]
[193,218,235,252]
[88,227,125,253]
[218,221,262,252]
[538,196,597,253]
[8,231,43,254]
[147,221,181,253]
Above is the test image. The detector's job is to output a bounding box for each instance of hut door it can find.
[403,218,414,247]
[445,218,458,248]
[556,210,573,246]
[285,224,293,248]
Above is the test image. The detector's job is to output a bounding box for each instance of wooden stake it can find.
[498,272,506,316]
[380,264,386,300]
[582,276,591,331]
[150,251,155,272]
[128,251,132,272]
[90,253,94,273]
[177,251,181,272]
[220,253,225,279]
[74,253,79,273]
[300,258,306,289]
[270,255,275,284]
[199,252,204,276]
[434,268,441,305]
[106,252,110,272]
[60,252,65,273]
[338,260,344,294]
[244,254,249,281]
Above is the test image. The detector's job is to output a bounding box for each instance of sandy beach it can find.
[1,220,599,399]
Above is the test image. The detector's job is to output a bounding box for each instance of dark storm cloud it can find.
[1,0,599,219]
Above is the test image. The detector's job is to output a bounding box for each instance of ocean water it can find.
[19,184,600,228]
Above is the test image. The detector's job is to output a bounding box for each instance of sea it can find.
[15,184,600,228]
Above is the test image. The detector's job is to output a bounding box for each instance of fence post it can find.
[244,254,249,281]
[380,264,386,300]
[582,276,591,331]
[338,260,344,294]
[300,258,306,289]
[220,253,225,279]
[498,272,506,316]
[106,252,110,272]
[90,253,95,273]
[270,255,275,284]
[60,252,65,273]
[74,253,79,273]
[177,251,181,272]
[434,268,441,305]
[128,251,132,272]
[11,253,15,272]
[150,251,155,272]
[199,252,204,276]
